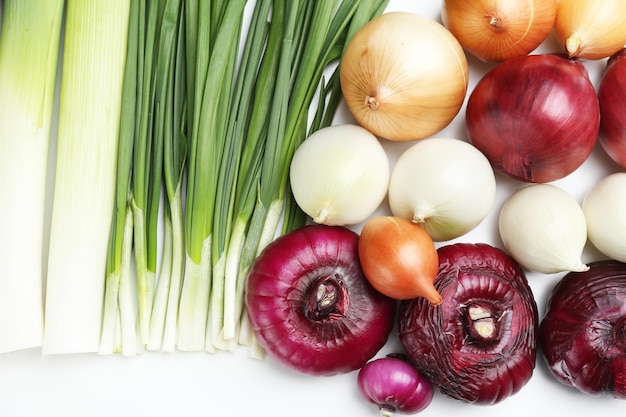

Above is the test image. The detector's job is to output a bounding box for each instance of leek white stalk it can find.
[388,138,496,242]
[289,124,390,226]
[0,0,64,353]
[582,172,626,263]
[498,184,589,274]
[43,0,131,354]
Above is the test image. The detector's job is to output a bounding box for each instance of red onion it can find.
[539,260,626,398]
[245,225,395,376]
[466,53,599,183]
[598,48,626,168]
[398,243,538,405]
[357,355,434,416]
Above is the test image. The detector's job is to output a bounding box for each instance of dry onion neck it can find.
[306,274,350,322]
[487,15,503,30]
[365,95,380,111]
[461,302,501,345]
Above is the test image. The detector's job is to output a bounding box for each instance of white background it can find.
[1,1,625,416]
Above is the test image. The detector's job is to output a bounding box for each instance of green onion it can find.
[220,0,389,351]
[147,0,186,352]
[130,0,162,347]
[43,0,132,354]
[0,0,64,354]
[99,0,141,356]
[206,0,275,351]
[177,0,248,351]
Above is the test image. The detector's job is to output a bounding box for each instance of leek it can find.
[0,0,64,354]
[43,0,132,354]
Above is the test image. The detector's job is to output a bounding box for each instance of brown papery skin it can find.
[554,0,626,60]
[358,216,441,304]
[442,0,557,62]
[339,12,468,141]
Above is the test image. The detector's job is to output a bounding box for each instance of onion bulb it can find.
[466,53,599,183]
[399,243,538,405]
[498,184,589,274]
[539,260,626,398]
[388,138,496,242]
[441,0,557,62]
[582,173,626,262]
[358,216,441,304]
[554,0,626,60]
[597,49,626,168]
[289,124,389,226]
[339,11,468,141]
[357,355,434,416]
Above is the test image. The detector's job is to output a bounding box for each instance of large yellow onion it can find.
[339,12,468,142]
[554,0,626,60]
[441,0,557,62]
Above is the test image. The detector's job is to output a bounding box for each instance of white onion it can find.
[388,138,496,241]
[289,124,389,226]
[498,184,588,274]
[582,172,626,262]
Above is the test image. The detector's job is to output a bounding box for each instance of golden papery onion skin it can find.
[339,12,468,142]
[554,0,626,60]
[441,0,557,62]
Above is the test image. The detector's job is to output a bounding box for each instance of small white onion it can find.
[289,124,389,226]
[498,184,588,274]
[388,138,496,241]
[582,172,626,262]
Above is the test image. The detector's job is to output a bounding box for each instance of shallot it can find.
[357,355,434,416]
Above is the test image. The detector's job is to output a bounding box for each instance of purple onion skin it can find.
[539,260,626,398]
[598,48,626,169]
[466,53,599,183]
[398,243,538,405]
[245,224,396,377]
[357,356,434,415]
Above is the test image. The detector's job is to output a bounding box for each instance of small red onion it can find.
[466,53,599,183]
[357,355,434,416]
[245,225,396,376]
[398,243,538,405]
[539,260,626,398]
[598,48,626,168]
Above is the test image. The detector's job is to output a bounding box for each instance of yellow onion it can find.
[339,11,468,142]
[441,0,557,62]
[554,0,626,60]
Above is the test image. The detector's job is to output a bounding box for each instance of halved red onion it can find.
[466,53,599,183]
[539,260,626,398]
[398,243,538,405]
[245,224,396,376]
[598,48,626,168]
